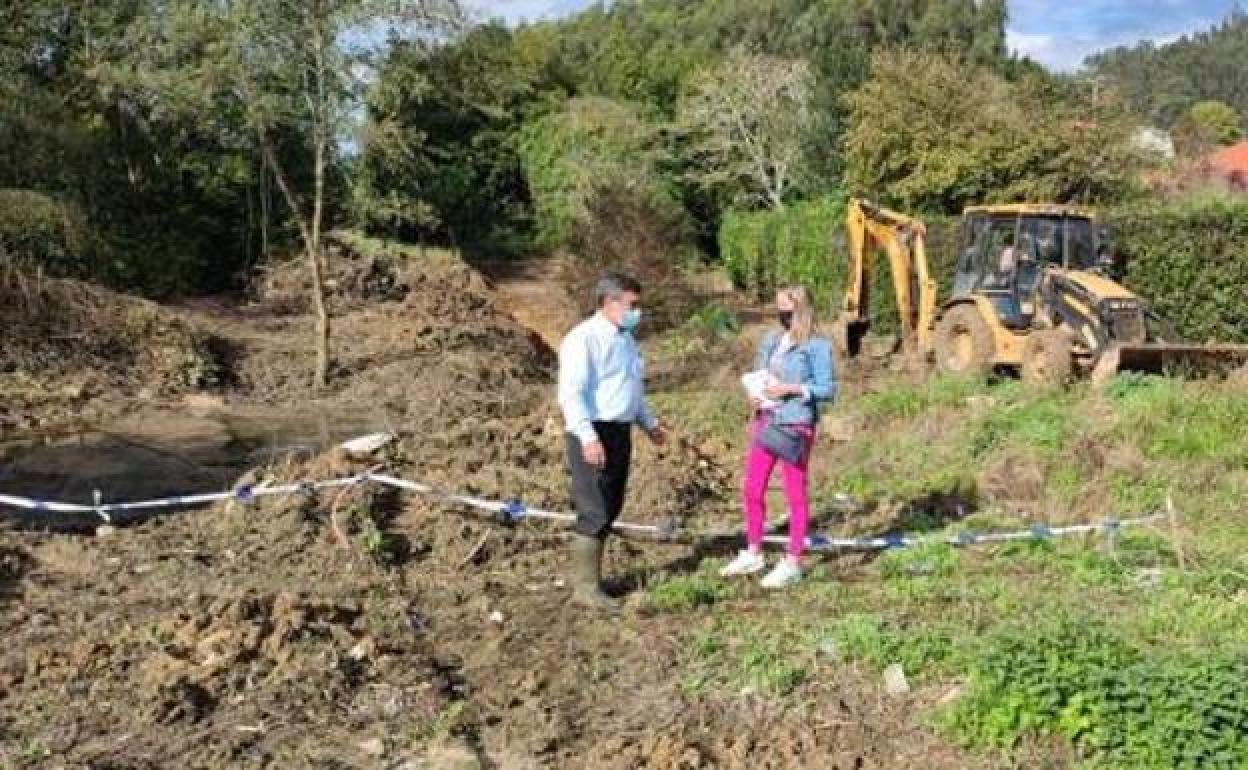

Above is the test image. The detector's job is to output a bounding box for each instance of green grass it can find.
[858,374,991,420]
[649,570,735,612]
[660,362,1248,769]
[1109,374,1248,464]
[678,618,812,696]
[967,389,1078,457]
[936,616,1248,770]
[826,612,957,681]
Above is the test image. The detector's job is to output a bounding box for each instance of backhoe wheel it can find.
[934,305,995,378]
[1022,330,1073,389]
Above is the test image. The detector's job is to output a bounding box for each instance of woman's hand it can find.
[749,396,763,411]
[763,382,802,400]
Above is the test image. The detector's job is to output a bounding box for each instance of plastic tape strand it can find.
[2,474,1166,553]
[499,498,526,524]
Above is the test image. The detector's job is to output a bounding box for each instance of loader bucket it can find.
[1091,343,1248,384]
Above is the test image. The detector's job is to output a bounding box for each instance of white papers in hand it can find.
[741,369,781,410]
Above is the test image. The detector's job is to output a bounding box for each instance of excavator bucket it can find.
[1091,343,1248,384]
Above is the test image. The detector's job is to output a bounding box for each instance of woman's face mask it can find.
[778,310,794,330]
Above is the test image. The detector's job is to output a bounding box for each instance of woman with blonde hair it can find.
[721,285,837,588]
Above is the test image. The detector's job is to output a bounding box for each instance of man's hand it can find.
[582,440,606,469]
[647,422,668,446]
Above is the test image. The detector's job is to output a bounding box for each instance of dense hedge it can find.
[1109,195,1248,344]
[720,196,847,310]
[719,196,959,333]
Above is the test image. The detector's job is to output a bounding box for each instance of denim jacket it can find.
[755,330,838,426]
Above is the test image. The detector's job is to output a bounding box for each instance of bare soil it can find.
[0,248,981,769]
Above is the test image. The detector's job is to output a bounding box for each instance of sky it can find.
[466,0,1242,72]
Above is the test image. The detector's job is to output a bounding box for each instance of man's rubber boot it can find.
[569,534,621,614]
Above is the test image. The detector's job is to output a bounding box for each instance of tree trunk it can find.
[258,138,330,389]
[309,8,330,389]
[307,241,331,389]
[308,137,330,389]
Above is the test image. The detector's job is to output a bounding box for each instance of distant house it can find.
[1202,141,1248,192]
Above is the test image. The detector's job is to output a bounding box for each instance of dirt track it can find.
[0,248,982,769]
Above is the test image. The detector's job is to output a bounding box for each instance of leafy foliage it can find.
[1184,100,1244,145]
[0,2,275,295]
[354,21,560,254]
[678,47,815,210]
[1108,194,1248,343]
[939,618,1248,770]
[517,97,676,251]
[844,50,1146,215]
[0,190,88,276]
[719,196,846,309]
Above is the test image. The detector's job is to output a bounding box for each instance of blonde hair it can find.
[778,285,817,344]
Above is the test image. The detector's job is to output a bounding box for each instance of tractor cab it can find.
[953,204,1104,330]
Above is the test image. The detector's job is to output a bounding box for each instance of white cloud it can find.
[1006,30,1056,61]
[467,0,595,25]
[1006,0,1236,72]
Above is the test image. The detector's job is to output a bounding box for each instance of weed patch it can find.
[968,392,1077,457]
[649,571,735,612]
[938,617,1248,770]
[858,375,988,420]
[828,612,956,681]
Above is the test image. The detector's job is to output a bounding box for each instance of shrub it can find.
[0,189,87,276]
[719,196,845,310]
[1108,194,1248,344]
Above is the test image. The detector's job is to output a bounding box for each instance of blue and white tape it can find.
[774,515,1159,553]
[0,471,1162,550]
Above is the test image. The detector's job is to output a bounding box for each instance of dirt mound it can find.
[254,232,411,315]
[0,260,225,436]
[233,237,555,425]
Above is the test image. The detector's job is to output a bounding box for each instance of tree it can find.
[844,49,1144,215]
[0,1,274,295]
[1088,11,1248,127]
[517,97,677,250]
[354,21,563,254]
[1174,100,1243,154]
[121,0,463,388]
[679,47,814,210]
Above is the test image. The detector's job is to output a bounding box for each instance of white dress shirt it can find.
[557,312,657,444]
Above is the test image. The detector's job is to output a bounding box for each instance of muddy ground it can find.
[0,242,981,769]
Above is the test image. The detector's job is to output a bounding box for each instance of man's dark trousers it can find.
[566,421,633,538]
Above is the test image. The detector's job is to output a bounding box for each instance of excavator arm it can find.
[839,198,938,357]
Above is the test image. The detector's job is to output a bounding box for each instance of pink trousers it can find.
[742,417,815,558]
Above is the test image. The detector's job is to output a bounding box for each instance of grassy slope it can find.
[648,367,1248,770]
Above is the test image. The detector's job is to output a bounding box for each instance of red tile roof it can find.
[1206,141,1248,174]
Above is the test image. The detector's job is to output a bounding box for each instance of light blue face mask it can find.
[620,307,642,331]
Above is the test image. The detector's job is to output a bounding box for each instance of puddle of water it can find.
[1,406,388,525]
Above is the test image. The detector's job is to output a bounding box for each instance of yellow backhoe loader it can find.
[835,198,1248,385]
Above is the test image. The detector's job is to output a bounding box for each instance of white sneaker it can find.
[760,560,802,589]
[719,550,766,577]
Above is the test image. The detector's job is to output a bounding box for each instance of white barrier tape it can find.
[0,476,368,519]
[2,471,1163,550]
[762,514,1164,552]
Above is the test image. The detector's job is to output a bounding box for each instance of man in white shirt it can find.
[557,271,667,612]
